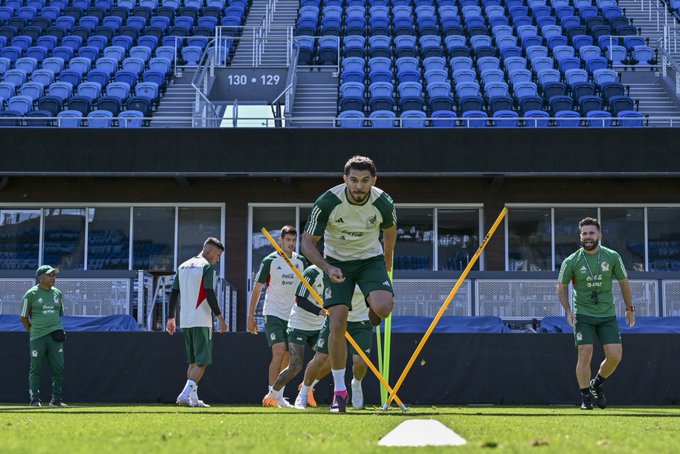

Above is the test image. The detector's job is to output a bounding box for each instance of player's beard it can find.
[581,239,599,251]
[350,191,368,203]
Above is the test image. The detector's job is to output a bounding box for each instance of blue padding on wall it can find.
[389,316,511,333]
[539,316,680,334]
[0,315,140,332]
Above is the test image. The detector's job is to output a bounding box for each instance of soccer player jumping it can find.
[301,155,397,413]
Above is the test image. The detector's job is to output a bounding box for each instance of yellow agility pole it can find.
[261,228,408,411]
[384,207,508,409]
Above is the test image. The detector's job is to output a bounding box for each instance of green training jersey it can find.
[305,183,396,262]
[20,285,64,341]
[558,245,628,317]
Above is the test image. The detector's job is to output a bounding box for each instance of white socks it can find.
[311,379,320,388]
[180,379,196,398]
[331,369,346,392]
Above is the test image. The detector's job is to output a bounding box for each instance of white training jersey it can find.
[305,183,396,261]
[173,255,216,328]
[255,251,307,321]
[349,286,370,323]
[289,265,326,331]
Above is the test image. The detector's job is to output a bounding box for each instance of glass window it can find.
[648,208,680,271]
[554,208,598,269]
[395,208,433,271]
[133,207,175,270]
[178,207,222,265]
[438,209,480,271]
[0,209,40,270]
[507,209,551,271]
[87,208,130,270]
[44,208,86,270]
[251,207,297,278]
[601,208,645,272]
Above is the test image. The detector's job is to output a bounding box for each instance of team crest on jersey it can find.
[270,333,276,341]
[325,287,332,299]
[366,214,377,228]
[576,333,583,341]
[601,262,609,272]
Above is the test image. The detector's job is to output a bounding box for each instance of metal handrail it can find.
[190,39,220,127]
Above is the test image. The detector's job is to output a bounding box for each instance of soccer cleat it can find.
[49,397,68,407]
[190,398,210,408]
[30,398,42,407]
[581,394,593,410]
[262,396,281,408]
[294,393,307,409]
[277,396,295,408]
[589,379,607,409]
[176,394,192,407]
[351,379,364,410]
[307,387,317,408]
[329,391,347,413]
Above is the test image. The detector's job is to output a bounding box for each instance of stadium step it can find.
[150,72,196,128]
[290,71,339,127]
[230,0,298,67]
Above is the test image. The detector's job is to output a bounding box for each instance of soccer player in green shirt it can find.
[557,217,635,410]
[302,155,397,413]
[20,265,67,407]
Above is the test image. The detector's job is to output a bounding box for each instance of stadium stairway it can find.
[150,70,196,128]
[230,0,299,66]
[290,69,339,127]
[617,0,680,124]
[618,0,680,61]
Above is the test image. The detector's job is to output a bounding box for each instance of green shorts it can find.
[574,314,621,347]
[264,315,288,348]
[286,327,320,349]
[323,255,393,309]
[314,317,373,355]
[184,326,212,366]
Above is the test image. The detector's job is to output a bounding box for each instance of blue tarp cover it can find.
[0,315,140,332]
[389,316,511,333]
[539,316,680,334]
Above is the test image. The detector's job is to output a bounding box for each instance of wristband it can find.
[626,306,635,312]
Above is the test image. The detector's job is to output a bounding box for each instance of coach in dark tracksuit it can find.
[20,265,68,408]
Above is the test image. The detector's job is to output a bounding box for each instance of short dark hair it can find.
[280,225,297,238]
[344,155,376,177]
[579,217,601,232]
[204,237,225,251]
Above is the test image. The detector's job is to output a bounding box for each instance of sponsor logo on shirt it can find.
[336,218,344,223]
[580,266,587,273]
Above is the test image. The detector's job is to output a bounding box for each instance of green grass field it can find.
[1,405,679,453]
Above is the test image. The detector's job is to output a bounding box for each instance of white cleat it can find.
[176,394,191,406]
[278,396,295,408]
[351,378,364,410]
[190,398,211,408]
[294,393,307,409]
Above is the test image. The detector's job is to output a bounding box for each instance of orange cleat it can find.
[307,387,317,408]
[262,396,281,408]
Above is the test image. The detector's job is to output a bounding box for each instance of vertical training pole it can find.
[385,208,508,407]
[261,228,407,409]
[383,268,393,406]
[376,322,385,405]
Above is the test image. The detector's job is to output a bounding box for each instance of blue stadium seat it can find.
[554,110,580,127]
[369,109,395,127]
[523,109,550,127]
[400,110,427,128]
[617,110,644,127]
[337,110,365,128]
[462,110,488,127]
[586,110,612,127]
[87,109,113,127]
[431,109,456,127]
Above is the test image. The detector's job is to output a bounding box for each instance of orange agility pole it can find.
[261,228,407,410]
[384,207,508,408]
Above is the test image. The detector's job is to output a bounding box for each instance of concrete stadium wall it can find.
[1,332,679,406]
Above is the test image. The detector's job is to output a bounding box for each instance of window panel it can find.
[178,207,221,265]
[601,207,645,272]
[44,208,86,270]
[133,207,175,270]
[648,208,680,271]
[507,209,551,271]
[395,208,433,271]
[87,208,130,270]
[251,207,297,278]
[0,209,40,270]
[554,208,598,270]
[438,209,480,271]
